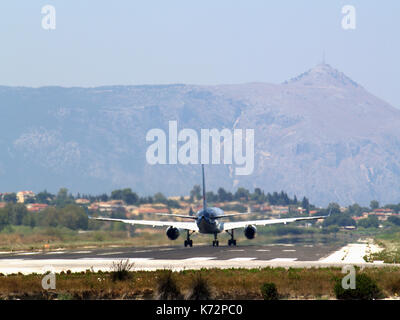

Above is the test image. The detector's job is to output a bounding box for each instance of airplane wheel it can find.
[216,240,219,247]
[184,240,188,247]
[228,240,232,246]
[189,240,193,247]
[233,240,237,246]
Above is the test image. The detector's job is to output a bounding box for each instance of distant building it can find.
[75,198,90,205]
[16,191,35,203]
[353,209,396,222]
[138,207,169,215]
[270,205,289,215]
[26,203,48,213]
[88,200,125,213]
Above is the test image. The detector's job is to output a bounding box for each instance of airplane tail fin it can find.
[202,164,207,210]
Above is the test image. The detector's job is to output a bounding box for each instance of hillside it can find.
[1,63,400,206]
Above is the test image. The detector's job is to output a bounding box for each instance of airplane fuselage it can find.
[195,207,224,234]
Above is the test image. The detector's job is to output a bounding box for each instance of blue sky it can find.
[0,1,399,107]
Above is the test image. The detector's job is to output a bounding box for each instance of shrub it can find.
[186,273,212,300]
[261,282,279,300]
[156,270,183,300]
[110,259,134,282]
[334,274,384,300]
[389,278,400,295]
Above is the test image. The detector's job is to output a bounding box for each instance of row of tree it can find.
[189,185,311,208]
[0,203,88,231]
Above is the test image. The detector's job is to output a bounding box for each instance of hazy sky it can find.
[0,1,399,107]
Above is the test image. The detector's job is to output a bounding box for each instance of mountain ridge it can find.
[1,64,399,206]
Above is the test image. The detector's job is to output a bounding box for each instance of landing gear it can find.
[184,239,193,247]
[212,233,219,247]
[226,230,237,246]
[184,230,194,247]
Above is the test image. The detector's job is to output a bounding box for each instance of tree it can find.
[59,205,88,230]
[301,197,310,213]
[99,193,109,202]
[111,189,123,200]
[0,208,10,230]
[154,192,167,204]
[122,188,139,205]
[217,188,232,202]
[358,215,379,228]
[37,207,59,227]
[327,202,341,214]
[55,188,74,207]
[3,193,17,203]
[388,215,400,226]
[190,185,202,202]
[36,190,54,204]
[9,204,28,225]
[370,200,379,210]
[234,188,250,201]
[347,203,364,217]
[205,191,217,203]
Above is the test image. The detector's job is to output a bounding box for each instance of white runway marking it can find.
[133,250,151,253]
[97,252,124,256]
[45,251,65,255]
[265,244,294,247]
[80,257,153,261]
[319,242,383,264]
[283,249,296,252]
[228,257,256,261]
[159,248,174,251]
[229,249,244,252]
[15,252,37,255]
[74,251,92,254]
[256,249,270,252]
[268,258,298,262]
[183,257,216,261]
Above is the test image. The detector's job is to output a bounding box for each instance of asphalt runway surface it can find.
[0,242,394,274]
[0,243,343,262]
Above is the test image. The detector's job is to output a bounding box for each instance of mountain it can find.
[1,63,400,206]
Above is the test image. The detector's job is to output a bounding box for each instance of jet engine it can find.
[166,227,180,240]
[244,225,257,239]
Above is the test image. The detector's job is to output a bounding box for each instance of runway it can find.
[0,242,394,274]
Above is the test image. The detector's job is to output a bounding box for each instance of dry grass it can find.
[0,267,400,300]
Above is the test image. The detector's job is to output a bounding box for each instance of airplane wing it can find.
[215,213,251,219]
[150,213,197,220]
[221,215,328,231]
[90,216,199,232]
[151,212,249,220]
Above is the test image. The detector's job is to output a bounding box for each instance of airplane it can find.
[91,165,329,247]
